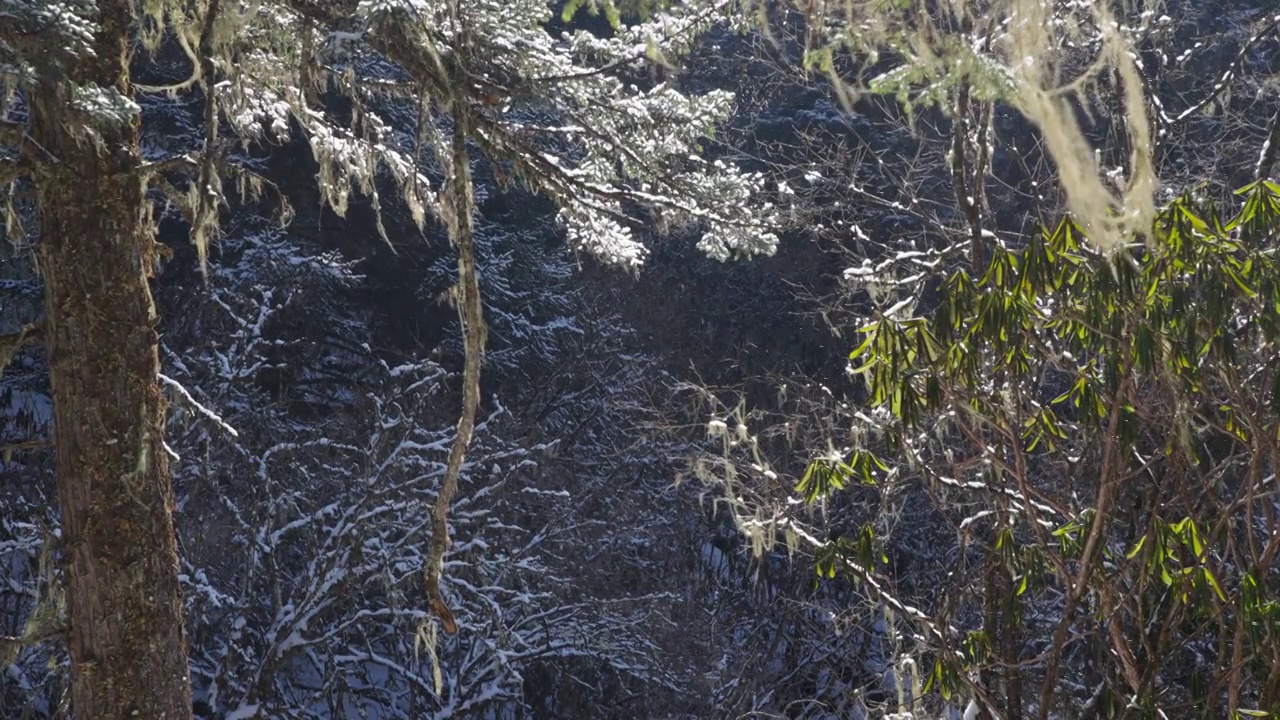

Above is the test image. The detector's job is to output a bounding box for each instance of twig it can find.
[1256,111,1280,182]
[0,321,44,376]
[0,157,30,186]
[139,153,199,178]
[158,373,239,438]
[1172,15,1280,124]
[1,439,52,464]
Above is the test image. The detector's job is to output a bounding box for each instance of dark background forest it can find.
[3,0,1280,718]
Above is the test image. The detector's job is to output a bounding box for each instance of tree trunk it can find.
[28,3,193,717]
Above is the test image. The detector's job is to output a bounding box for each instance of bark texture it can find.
[27,2,193,717]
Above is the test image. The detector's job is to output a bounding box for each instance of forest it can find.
[2,0,1280,718]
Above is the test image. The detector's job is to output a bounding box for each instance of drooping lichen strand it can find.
[806,0,1160,252]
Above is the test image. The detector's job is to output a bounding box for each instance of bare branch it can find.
[0,320,44,377]
[425,103,484,638]
[158,373,239,438]
[0,157,29,187]
[1257,111,1280,182]
[139,153,200,178]
[1172,15,1280,124]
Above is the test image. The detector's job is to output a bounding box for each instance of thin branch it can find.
[0,157,29,187]
[1172,15,1280,124]
[158,373,239,438]
[0,321,44,376]
[425,104,485,637]
[0,119,26,147]
[1,438,52,457]
[1256,111,1280,182]
[139,153,199,178]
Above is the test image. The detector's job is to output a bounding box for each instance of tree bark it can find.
[27,2,193,717]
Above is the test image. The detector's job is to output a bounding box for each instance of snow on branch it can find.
[158,372,239,438]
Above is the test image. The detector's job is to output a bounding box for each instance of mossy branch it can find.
[0,620,65,667]
[0,320,44,377]
[425,106,487,637]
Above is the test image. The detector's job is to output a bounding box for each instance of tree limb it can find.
[0,619,66,664]
[425,96,485,637]
[0,158,30,187]
[139,153,199,179]
[0,321,44,376]
[1,439,52,467]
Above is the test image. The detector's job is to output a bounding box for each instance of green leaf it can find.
[850,331,877,360]
[1126,535,1147,559]
[1187,519,1203,559]
[1223,266,1258,298]
[1179,204,1210,233]
[1202,567,1227,602]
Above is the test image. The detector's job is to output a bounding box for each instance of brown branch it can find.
[2,115,62,168]
[0,158,30,188]
[0,118,25,145]
[425,104,484,638]
[1037,347,1136,720]
[950,83,985,273]
[2,439,52,465]
[0,321,44,376]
